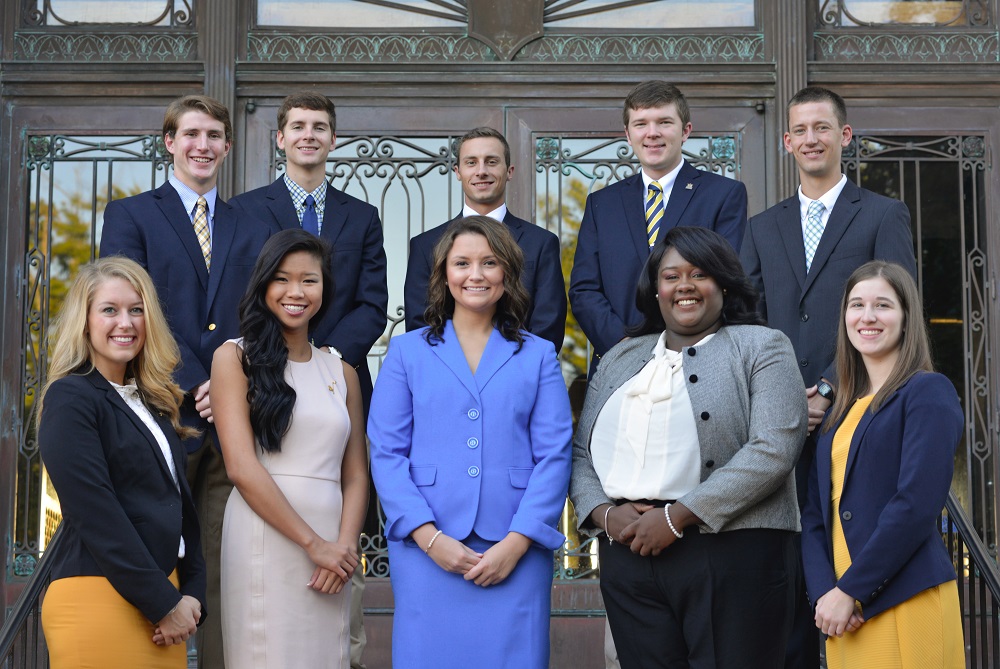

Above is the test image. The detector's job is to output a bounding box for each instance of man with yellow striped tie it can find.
[570,81,748,377]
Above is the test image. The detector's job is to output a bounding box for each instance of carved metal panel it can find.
[814,29,999,61]
[13,31,198,61]
[15,134,171,575]
[24,0,193,26]
[842,134,994,551]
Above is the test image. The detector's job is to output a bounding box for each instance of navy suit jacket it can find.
[740,179,916,388]
[569,162,747,361]
[403,211,566,352]
[39,369,207,624]
[368,323,573,550]
[231,179,388,412]
[101,182,272,449]
[801,373,962,620]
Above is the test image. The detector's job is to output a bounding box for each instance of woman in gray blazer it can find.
[570,226,808,669]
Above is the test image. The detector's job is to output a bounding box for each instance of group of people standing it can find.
[35,79,964,669]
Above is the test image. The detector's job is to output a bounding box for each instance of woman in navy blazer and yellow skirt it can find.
[38,257,206,669]
[802,261,964,668]
[369,216,573,669]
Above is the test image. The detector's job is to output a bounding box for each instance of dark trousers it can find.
[785,436,822,669]
[600,528,796,669]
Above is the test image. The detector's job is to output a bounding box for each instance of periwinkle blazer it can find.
[801,372,962,620]
[39,369,207,625]
[368,322,573,550]
[570,325,807,536]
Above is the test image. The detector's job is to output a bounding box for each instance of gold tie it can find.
[193,196,211,271]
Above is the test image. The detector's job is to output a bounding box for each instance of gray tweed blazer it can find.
[569,325,808,537]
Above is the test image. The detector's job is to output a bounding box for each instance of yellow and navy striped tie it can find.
[193,196,212,271]
[645,181,664,248]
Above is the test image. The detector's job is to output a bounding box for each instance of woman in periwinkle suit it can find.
[369,215,573,668]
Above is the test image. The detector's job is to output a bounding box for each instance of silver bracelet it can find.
[604,505,615,544]
[424,529,443,553]
[664,503,684,539]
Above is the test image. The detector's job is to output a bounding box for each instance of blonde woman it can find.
[39,256,206,669]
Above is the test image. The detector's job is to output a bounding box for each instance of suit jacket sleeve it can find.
[526,232,567,353]
[508,344,572,549]
[835,374,962,606]
[569,194,628,356]
[100,201,208,391]
[367,339,436,541]
[318,206,388,365]
[39,381,184,623]
[678,330,807,532]
[739,216,768,323]
[801,432,837,606]
[403,235,431,332]
[714,179,749,252]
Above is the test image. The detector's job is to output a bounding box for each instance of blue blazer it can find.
[231,179,388,411]
[368,323,573,550]
[569,163,747,361]
[403,211,566,353]
[39,369,207,625]
[801,372,962,620]
[101,182,272,448]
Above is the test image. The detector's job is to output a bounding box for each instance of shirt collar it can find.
[641,160,685,195]
[797,173,848,215]
[284,175,328,210]
[169,175,217,221]
[462,202,507,223]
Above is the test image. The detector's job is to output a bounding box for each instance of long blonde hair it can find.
[38,256,197,439]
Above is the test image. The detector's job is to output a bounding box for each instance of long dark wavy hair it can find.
[627,226,764,337]
[238,229,333,453]
[423,216,530,350]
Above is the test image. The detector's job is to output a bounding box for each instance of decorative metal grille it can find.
[544,0,755,28]
[25,0,194,27]
[842,134,994,552]
[819,0,991,27]
[16,135,171,575]
[257,0,466,28]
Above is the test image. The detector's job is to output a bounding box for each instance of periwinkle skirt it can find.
[389,534,553,669]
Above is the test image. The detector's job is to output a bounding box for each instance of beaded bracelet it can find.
[664,503,684,539]
[424,529,443,553]
[604,505,615,544]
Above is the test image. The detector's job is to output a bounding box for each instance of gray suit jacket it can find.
[569,325,807,536]
[740,179,915,387]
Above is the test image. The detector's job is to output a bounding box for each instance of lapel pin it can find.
[328,380,337,394]
[685,183,693,190]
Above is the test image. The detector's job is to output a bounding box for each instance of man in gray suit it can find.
[740,85,917,667]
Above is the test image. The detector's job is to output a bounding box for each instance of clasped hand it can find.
[605,503,680,556]
[814,587,865,637]
[305,538,359,594]
[152,595,201,646]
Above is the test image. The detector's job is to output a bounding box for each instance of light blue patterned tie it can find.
[803,200,826,273]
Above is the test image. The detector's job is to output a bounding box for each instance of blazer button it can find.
[687,348,697,357]
[688,374,698,383]
[467,408,480,420]
[799,358,808,367]
[705,460,715,468]
[467,437,479,449]
[700,411,710,421]
[208,323,217,331]
[468,466,480,477]
[841,510,852,521]
[800,313,809,322]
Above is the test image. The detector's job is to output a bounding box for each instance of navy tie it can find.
[302,195,319,236]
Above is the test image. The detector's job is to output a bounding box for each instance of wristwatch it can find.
[817,380,836,402]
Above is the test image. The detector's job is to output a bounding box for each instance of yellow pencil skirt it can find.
[42,569,186,669]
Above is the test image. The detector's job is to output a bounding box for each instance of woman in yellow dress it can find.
[801,260,965,668]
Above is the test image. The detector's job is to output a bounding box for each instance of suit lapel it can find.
[429,321,480,399]
[843,402,878,484]
[661,162,700,233]
[321,183,349,245]
[155,183,208,290]
[803,181,861,295]
[473,329,516,391]
[776,198,807,293]
[266,178,299,231]
[618,173,649,260]
[206,200,237,311]
[502,210,526,244]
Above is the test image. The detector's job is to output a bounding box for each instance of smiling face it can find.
[277,107,335,170]
[87,277,146,385]
[455,137,513,215]
[657,246,724,350]
[265,250,324,334]
[164,110,231,194]
[845,276,903,368]
[784,100,852,190]
[625,103,693,180]
[445,232,505,318]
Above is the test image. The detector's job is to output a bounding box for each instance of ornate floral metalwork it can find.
[814,30,999,62]
[963,136,986,158]
[24,0,193,27]
[819,0,990,28]
[14,31,197,62]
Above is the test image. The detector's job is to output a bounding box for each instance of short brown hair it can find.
[623,81,691,127]
[163,95,232,143]
[787,86,848,129]
[277,92,337,134]
[456,127,511,168]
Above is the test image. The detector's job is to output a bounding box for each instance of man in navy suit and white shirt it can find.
[230,91,387,669]
[101,95,273,668]
[404,126,566,352]
[570,81,748,373]
[740,85,916,668]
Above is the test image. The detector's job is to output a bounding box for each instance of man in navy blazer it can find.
[101,95,271,669]
[230,92,387,669]
[404,127,566,352]
[740,86,917,668]
[570,81,747,370]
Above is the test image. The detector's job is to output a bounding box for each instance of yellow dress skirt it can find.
[42,569,186,669]
[825,396,964,669]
